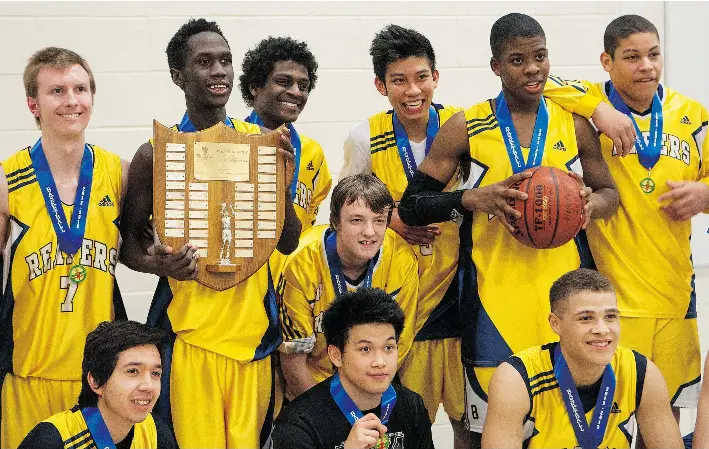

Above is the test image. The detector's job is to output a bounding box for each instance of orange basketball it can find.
[506,166,585,249]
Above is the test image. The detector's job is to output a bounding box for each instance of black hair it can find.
[239,36,318,107]
[329,174,395,228]
[549,269,615,314]
[166,18,229,70]
[323,288,405,353]
[490,13,546,59]
[604,15,659,58]
[77,320,168,407]
[370,24,436,82]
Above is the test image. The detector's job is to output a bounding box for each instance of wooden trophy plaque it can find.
[152,120,285,290]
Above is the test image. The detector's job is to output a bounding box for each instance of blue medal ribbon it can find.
[554,344,616,449]
[177,111,234,133]
[245,110,301,198]
[330,372,397,425]
[495,91,549,174]
[608,82,663,172]
[30,139,93,256]
[324,229,375,297]
[392,105,440,181]
[81,407,116,449]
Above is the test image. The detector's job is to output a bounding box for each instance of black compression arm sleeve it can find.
[398,170,465,226]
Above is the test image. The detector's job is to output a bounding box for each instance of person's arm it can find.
[280,352,317,399]
[636,359,684,448]
[412,393,435,449]
[393,248,419,367]
[544,75,636,156]
[481,362,529,449]
[118,142,198,280]
[276,130,302,254]
[572,114,619,228]
[17,422,64,449]
[272,411,323,449]
[398,111,529,231]
[693,356,709,448]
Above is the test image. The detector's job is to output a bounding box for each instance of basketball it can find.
[507,166,585,249]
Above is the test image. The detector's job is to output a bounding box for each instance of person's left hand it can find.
[659,180,709,221]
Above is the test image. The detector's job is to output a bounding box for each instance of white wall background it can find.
[1,0,707,442]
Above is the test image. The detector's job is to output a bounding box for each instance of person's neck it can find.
[501,87,540,115]
[559,344,606,387]
[40,133,86,180]
[399,114,428,142]
[614,87,654,114]
[339,372,382,411]
[97,400,133,444]
[185,102,227,131]
[253,110,285,131]
[336,238,369,281]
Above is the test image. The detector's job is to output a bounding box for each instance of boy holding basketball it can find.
[398,13,618,446]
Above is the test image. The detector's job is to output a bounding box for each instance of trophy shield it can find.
[152,120,285,290]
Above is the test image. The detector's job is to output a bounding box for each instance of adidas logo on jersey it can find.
[553,140,567,151]
[306,161,314,170]
[98,195,114,207]
[681,115,692,125]
[610,402,621,413]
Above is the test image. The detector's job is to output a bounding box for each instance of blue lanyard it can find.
[330,372,397,425]
[324,229,375,296]
[81,407,116,449]
[392,105,440,181]
[608,82,663,172]
[554,344,616,449]
[495,92,549,174]
[30,139,93,256]
[177,111,235,132]
[245,110,301,198]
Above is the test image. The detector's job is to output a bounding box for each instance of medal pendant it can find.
[69,264,87,284]
[372,433,389,449]
[640,177,655,194]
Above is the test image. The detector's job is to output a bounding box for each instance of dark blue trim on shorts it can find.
[464,364,489,402]
[260,355,276,449]
[671,375,701,407]
[686,249,697,318]
[254,264,282,361]
[574,229,597,270]
[414,262,463,341]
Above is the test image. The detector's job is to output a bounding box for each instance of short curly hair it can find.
[166,18,229,71]
[239,36,318,107]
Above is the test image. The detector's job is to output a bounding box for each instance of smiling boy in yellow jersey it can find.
[343,23,631,448]
[278,174,418,398]
[398,13,621,446]
[0,47,130,449]
[482,269,683,449]
[566,15,709,429]
[119,19,301,449]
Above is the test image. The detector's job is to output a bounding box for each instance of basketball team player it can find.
[398,13,619,446]
[119,18,300,449]
[340,23,634,448]
[0,47,130,449]
[565,15,709,437]
[278,173,418,398]
[482,269,683,448]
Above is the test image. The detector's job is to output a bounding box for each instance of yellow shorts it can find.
[619,316,701,408]
[398,337,465,424]
[463,365,496,433]
[1,373,80,449]
[170,338,274,449]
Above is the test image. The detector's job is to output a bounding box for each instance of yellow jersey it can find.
[278,225,418,383]
[0,144,124,380]
[582,82,709,318]
[510,342,644,448]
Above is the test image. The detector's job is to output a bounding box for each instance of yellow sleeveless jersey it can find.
[150,117,281,362]
[511,342,644,448]
[368,105,463,340]
[278,225,418,383]
[581,82,709,318]
[44,408,157,448]
[1,145,123,380]
[460,99,589,366]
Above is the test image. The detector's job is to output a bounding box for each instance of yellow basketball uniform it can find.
[0,144,124,448]
[278,224,418,384]
[580,81,707,407]
[148,115,277,449]
[460,98,590,432]
[509,342,644,448]
[43,407,157,448]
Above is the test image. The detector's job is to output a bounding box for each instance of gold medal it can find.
[69,264,87,284]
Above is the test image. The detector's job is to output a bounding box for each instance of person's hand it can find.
[659,180,709,221]
[343,414,388,449]
[461,171,531,232]
[276,126,296,190]
[389,207,440,246]
[150,242,199,280]
[567,171,594,229]
[591,102,637,157]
